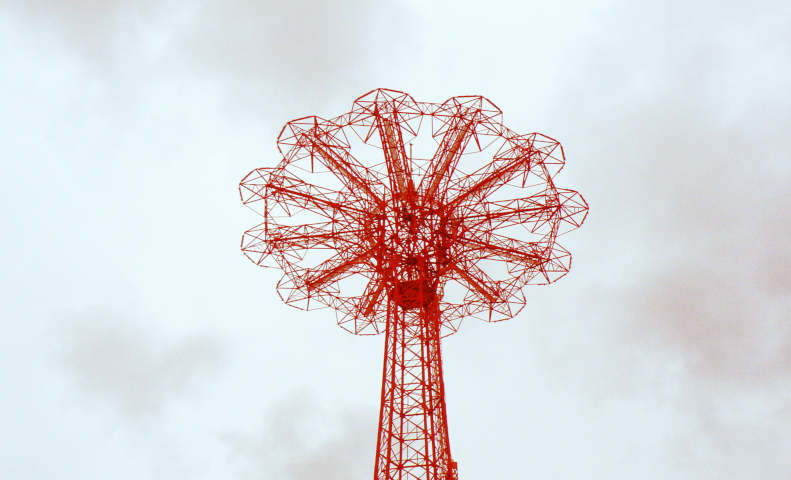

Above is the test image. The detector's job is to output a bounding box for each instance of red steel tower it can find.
[239,89,587,480]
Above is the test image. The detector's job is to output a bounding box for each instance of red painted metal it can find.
[240,89,588,480]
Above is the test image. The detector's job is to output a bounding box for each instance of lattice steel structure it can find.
[239,89,588,480]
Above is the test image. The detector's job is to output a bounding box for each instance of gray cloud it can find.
[222,389,374,480]
[603,111,791,384]
[543,0,791,386]
[168,0,414,116]
[0,0,175,62]
[508,4,791,475]
[646,126,786,385]
[1,0,414,115]
[57,309,225,419]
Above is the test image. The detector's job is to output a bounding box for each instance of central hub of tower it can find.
[379,197,453,309]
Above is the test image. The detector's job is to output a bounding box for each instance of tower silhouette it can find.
[240,89,587,480]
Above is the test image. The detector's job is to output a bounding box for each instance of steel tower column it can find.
[374,301,457,480]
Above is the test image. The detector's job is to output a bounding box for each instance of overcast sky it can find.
[1,1,789,479]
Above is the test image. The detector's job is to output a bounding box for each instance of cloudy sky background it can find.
[1,1,789,478]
